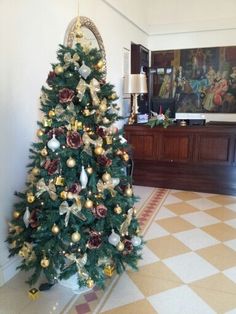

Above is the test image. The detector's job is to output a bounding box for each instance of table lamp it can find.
[124,74,148,124]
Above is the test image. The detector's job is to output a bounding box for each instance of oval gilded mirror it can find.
[64,16,107,77]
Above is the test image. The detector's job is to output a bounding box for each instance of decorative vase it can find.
[59,274,92,294]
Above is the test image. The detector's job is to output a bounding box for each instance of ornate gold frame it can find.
[64,16,107,77]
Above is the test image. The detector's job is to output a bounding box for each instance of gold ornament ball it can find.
[86,166,93,174]
[48,110,56,118]
[94,146,104,155]
[60,191,68,200]
[51,224,60,235]
[116,242,125,251]
[40,257,50,268]
[54,65,64,75]
[31,167,40,176]
[66,157,76,168]
[85,199,93,209]
[37,129,44,137]
[86,278,94,288]
[67,192,74,200]
[114,205,122,215]
[27,194,35,203]
[13,210,21,219]
[110,93,117,100]
[83,108,90,116]
[77,121,83,129]
[125,186,133,197]
[122,153,129,162]
[102,172,111,182]
[40,147,48,157]
[96,60,104,69]
[71,231,81,242]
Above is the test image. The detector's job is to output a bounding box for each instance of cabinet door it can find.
[128,133,157,160]
[159,134,192,162]
[195,134,233,165]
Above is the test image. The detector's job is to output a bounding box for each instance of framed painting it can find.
[151,46,236,113]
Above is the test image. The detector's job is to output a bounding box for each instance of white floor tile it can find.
[181,211,219,227]
[223,266,236,284]
[225,204,236,212]
[155,206,177,220]
[224,239,236,251]
[144,221,169,241]
[225,309,236,314]
[186,199,219,210]
[173,229,219,251]
[225,219,236,229]
[163,194,182,205]
[100,272,144,312]
[138,245,160,267]
[0,285,31,313]
[148,285,216,314]
[163,252,219,283]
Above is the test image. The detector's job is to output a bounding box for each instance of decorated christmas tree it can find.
[6,19,142,290]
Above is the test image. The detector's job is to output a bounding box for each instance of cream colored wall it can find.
[0,0,147,286]
[146,0,236,122]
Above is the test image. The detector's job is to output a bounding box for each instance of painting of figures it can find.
[152,46,236,113]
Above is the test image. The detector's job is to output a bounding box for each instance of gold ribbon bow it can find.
[59,201,86,227]
[97,179,116,197]
[120,208,134,235]
[65,253,89,279]
[36,178,57,201]
[63,52,80,68]
[82,132,103,155]
[76,78,100,105]
[89,78,100,106]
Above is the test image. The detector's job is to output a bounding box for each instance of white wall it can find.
[0,0,147,286]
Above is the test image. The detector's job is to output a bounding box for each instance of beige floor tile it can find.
[190,273,236,313]
[127,261,182,296]
[205,207,236,221]
[197,243,236,271]
[202,223,236,241]
[157,217,195,233]
[171,191,202,201]
[207,195,236,205]
[101,299,157,314]
[164,202,199,215]
[147,235,190,259]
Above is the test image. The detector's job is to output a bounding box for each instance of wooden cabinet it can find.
[124,124,236,195]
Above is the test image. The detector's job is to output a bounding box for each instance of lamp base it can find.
[128,112,136,125]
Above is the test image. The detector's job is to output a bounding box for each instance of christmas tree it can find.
[7,23,142,290]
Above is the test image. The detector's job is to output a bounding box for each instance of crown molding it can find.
[101,0,149,35]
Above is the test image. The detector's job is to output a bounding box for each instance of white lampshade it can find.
[124,74,147,94]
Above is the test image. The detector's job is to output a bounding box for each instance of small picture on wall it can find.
[153,46,236,113]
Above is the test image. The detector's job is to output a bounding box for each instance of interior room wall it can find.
[0,0,147,286]
[146,0,236,122]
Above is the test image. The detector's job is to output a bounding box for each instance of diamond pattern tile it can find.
[3,187,236,314]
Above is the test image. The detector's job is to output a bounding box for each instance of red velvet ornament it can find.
[66,131,82,149]
[58,88,74,103]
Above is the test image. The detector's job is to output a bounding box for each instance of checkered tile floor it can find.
[94,190,236,314]
[2,188,236,314]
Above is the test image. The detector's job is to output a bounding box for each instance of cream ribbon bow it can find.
[76,78,100,105]
[36,178,57,201]
[65,253,89,279]
[119,208,134,235]
[59,201,86,227]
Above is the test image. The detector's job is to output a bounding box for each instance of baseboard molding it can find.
[0,256,19,287]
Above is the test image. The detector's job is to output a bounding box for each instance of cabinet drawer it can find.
[159,134,192,162]
[128,133,157,160]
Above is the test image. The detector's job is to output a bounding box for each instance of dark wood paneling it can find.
[124,124,236,195]
[196,135,232,165]
[159,134,192,162]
